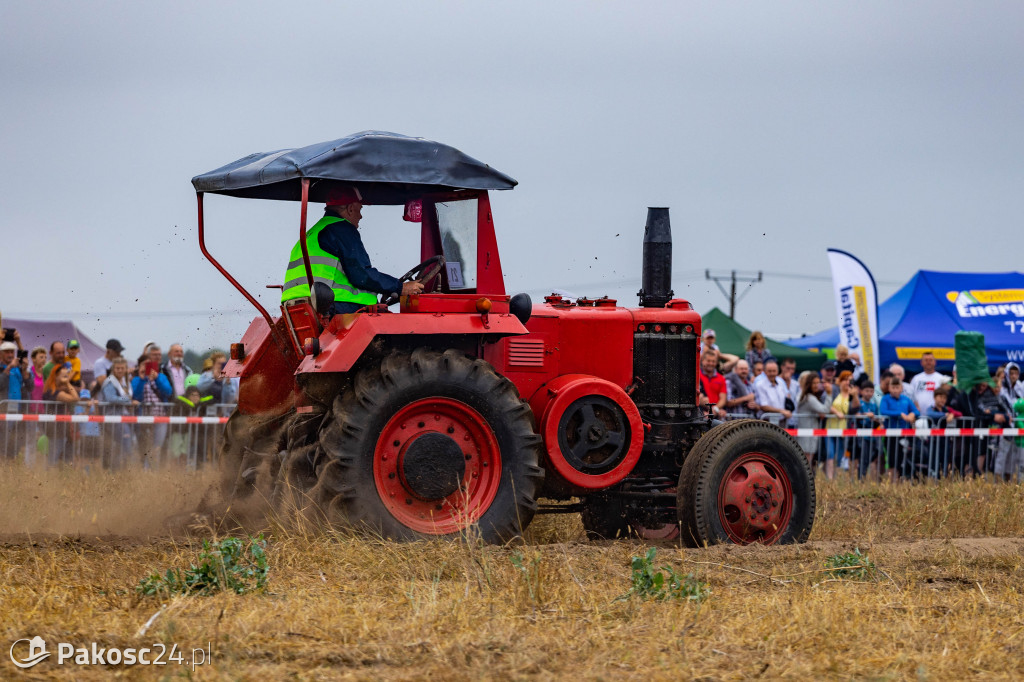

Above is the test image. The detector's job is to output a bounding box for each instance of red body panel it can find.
[298,308,529,373]
[224,316,301,415]
[484,298,703,405]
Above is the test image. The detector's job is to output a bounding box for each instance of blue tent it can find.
[788,270,1024,370]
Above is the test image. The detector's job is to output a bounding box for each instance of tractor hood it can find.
[191,130,517,205]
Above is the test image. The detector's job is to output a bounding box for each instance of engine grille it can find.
[632,331,698,409]
[507,338,545,368]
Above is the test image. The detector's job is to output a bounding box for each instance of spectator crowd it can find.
[698,328,1024,483]
[1,331,237,469]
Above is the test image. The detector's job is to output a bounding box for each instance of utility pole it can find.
[705,270,763,319]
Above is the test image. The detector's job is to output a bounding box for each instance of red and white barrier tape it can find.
[0,413,1017,436]
[783,427,1021,438]
[0,414,229,425]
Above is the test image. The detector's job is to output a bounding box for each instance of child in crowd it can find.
[825,370,860,479]
[852,380,882,480]
[880,378,920,482]
[925,385,961,425]
[74,388,102,469]
[169,384,213,467]
[66,339,82,387]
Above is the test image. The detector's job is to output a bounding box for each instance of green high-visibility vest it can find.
[281,216,378,306]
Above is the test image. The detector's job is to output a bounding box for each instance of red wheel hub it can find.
[717,452,793,545]
[373,398,501,535]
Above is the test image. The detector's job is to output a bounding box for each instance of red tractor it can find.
[192,131,814,545]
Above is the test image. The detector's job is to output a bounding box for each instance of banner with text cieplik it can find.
[827,249,880,385]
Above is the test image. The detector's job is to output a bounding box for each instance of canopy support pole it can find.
[196,192,275,330]
[298,178,314,289]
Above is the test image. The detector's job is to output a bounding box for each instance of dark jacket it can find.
[318,209,403,314]
[959,385,1008,428]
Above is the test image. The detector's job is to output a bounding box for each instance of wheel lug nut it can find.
[763,516,769,521]
[465,454,471,460]
[772,501,778,507]
[766,484,772,491]
[448,426,455,434]
[418,421,425,428]
[393,440,400,447]
[388,472,395,479]
[405,498,412,505]
[435,415,441,421]
[745,497,750,503]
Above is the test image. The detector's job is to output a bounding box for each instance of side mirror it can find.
[510,293,532,325]
[311,281,334,316]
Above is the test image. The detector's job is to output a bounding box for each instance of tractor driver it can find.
[281,186,424,315]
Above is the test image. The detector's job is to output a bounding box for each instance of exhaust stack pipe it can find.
[638,207,673,308]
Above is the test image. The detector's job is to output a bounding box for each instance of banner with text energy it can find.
[827,249,880,386]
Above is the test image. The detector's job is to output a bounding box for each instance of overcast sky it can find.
[2,2,1021,363]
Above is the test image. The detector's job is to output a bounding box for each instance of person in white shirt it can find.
[908,352,950,413]
[889,362,913,396]
[92,338,125,390]
[161,343,194,399]
[779,357,801,427]
[754,360,791,423]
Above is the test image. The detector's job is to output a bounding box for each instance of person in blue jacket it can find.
[131,359,172,467]
[879,380,920,481]
[131,364,172,403]
[880,380,920,428]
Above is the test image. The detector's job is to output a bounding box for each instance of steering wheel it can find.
[381,255,446,306]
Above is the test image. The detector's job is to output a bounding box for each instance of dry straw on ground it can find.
[1,464,1022,680]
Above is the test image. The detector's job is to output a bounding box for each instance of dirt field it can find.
[2,465,1023,680]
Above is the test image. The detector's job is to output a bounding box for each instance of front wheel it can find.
[312,348,544,542]
[677,420,815,546]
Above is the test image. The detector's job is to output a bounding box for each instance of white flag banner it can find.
[827,249,880,386]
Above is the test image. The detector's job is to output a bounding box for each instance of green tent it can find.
[701,307,825,374]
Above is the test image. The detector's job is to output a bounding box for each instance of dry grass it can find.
[2,464,1023,680]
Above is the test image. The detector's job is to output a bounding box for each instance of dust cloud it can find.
[0,463,233,537]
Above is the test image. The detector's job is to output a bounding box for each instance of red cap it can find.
[325,186,364,206]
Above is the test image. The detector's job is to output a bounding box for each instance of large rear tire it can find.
[272,410,325,513]
[311,348,544,542]
[678,420,814,547]
[217,410,290,501]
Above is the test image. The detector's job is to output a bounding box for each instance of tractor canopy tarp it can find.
[701,307,824,373]
[191,131,517,205]
[787,270,1024,371]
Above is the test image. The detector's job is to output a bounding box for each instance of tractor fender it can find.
[528,374,644,491]
[297,311,529,373]
[223,315,300,415]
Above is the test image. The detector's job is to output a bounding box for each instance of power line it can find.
[705,270,763,319]
[4,310,253,319]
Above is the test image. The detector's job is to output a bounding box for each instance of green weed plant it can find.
[824,547,876,580]
[624,548,709,602]
[137,535,269,597]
